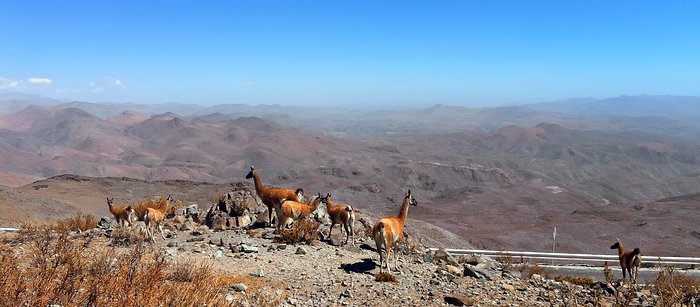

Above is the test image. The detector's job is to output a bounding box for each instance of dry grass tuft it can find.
[496,253,515,272]
[168,260,215,283]
[213,193,227,204]
[133,195,177,220]
[275,219,320,245]
[54,213,98,232]
[0,226,241,306]
[109,226,146,246]
[375,272,397,282]
[555,275,595,286]
[653,266,700,306]
[519,263,551,279]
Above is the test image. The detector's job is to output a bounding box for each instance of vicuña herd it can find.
[104,165,643,280]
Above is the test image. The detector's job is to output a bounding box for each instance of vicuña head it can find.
[245,166,256,179]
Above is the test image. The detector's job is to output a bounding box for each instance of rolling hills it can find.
[0,96,699,255]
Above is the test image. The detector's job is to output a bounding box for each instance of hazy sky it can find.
[1,1,699,107]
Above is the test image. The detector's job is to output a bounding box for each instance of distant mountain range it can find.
[2,94,700,138]
[1,94,699,253]
[528,95,700,119]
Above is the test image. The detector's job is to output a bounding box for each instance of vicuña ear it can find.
[407,189,412,196]
[250,166,255,170]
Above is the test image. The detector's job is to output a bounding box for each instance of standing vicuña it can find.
[610,239,641,283]
[106,197,134,227]
[280,193,325,230]
[372,190,418,274]
[321,193,356,246]
[245,166,303,232]
[144,194,174,242]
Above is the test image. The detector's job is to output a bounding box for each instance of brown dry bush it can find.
[519,263,551,279]
[653,266,700,306]
[110,226,146,246]
[133,195,177,220]
[275,219,320,245]
[213,193,227,204]
[0,226,239,306]
[168,260,215,283]
[53,213,98,232]
[555,275,595,286]
[496,253,515,272]
[364,226,373,239]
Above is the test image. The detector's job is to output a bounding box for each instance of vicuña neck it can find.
[252,172,265,194]
[398,198,411,221]
[617,243,625,256]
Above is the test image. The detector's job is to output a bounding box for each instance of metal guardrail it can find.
[428,248,700,266]
[0,228,20,232]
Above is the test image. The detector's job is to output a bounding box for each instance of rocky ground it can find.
[59,205,655,307]
[4,183,684,307]
[156,226,661,306]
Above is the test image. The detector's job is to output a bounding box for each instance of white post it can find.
[552,226,556,264]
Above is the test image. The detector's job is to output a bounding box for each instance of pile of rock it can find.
[204,190,260,231]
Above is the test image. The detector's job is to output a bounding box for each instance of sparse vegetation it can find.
[653,266,700,306]
[519,263,551,279]
[132,195,178,220]
[496,252,515,272]
[54,213,98,232]
[555,275,595,286]
[275,218,320,245]
[0,222,259,306]
[110,226,146,246]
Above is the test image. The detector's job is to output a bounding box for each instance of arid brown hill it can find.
[0,104,699,255]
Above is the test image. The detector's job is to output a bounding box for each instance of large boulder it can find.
[204,189,258,230]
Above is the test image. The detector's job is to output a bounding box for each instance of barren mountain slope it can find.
[1,105,699,256]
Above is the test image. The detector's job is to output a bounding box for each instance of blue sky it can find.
[1,1,699,107]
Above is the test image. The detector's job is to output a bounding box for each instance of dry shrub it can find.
[275,219,320,245]
[213,193,227,204]
[519,263,551,279]
[603,262,614,283]
[364,227,373,239]
[133,196,176,220]
[13,222,47,243]
[168,260,215,283]
[375,272,397,282]
[496,253,515,272]
[230,199,249,216]
[53,213,98,232]
[230,287,286,306]
[110,227,145,246]
[653,266,700,306]
[10,214,97,244]
[555,275,595,286]
[0,227,239,306]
